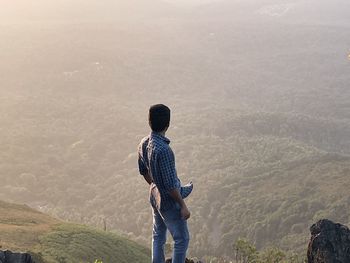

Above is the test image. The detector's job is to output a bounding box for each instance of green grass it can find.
[0,200,150,263]
[37,224,150,263]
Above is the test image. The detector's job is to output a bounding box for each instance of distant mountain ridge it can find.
[191,0,350,26]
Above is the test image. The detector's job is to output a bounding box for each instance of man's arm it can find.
[158,149,191,220]
[169,188,191,220]
[143,172,153,185]
[138,143,152,185]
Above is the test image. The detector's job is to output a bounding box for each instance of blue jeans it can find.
[152,204,190,263]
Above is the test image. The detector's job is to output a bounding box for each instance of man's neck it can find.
[153,130,166,137]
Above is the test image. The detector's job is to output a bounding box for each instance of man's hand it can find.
[180,204,191,220]
[169,188,191,220]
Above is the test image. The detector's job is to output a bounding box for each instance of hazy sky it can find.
[2,0,350,24]
[161,0,225,6]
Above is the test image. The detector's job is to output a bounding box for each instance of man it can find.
[138,104,193,263]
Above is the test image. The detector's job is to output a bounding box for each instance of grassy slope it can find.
[0,200,150,263]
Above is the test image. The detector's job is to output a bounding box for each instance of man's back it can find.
[138,132,181,211]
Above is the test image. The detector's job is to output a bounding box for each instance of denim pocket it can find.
[162,203,182,221]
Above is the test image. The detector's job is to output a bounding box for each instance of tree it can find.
[258,247,286,263]
[233,238,258,263]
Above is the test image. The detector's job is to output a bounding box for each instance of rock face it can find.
[0,250,34,263]
[308,219,350,263]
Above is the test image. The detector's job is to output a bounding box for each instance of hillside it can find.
[0,200,150,263]
[1,98,349,259]
[0,0,349,261]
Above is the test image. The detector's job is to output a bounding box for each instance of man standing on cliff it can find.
[138,104,193,263]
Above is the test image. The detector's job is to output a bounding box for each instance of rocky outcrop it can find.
[0,250,34,263]
[308,219,350,263]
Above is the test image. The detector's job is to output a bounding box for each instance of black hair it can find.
[149,104,171,132]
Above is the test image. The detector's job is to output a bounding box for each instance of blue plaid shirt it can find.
[138,132,192,211]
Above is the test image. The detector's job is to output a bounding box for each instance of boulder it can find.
[307,219,350,263]
[0,250,34,263]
